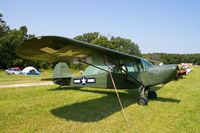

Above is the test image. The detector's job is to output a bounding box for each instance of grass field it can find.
[0,69,53,85]
[0,68,80,85]
[0,67,200,133]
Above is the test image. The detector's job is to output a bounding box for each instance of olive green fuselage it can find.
[53,64,178,89]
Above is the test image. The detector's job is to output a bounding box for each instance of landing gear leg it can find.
[146,86,157,99]
[137,86,148,105]
[137,86,158,105]
[148,90,157,99]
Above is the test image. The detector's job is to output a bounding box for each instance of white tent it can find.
[22,66,40,75]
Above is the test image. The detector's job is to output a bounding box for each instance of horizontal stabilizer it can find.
[41,77,71,81]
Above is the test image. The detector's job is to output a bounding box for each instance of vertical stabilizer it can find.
[53,62,72,78]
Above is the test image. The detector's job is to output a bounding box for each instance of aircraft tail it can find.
[52,62,72,86]
[53,62,72,78]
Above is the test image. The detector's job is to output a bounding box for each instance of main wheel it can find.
[148,91,157,99]
[137,96,148,105]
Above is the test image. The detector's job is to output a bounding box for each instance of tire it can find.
[137,96,148,105]
[148,91,157,99]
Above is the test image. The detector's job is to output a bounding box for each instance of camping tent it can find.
[22,66,40,75]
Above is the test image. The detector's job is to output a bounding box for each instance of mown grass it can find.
[0,69,53,85]
[0,67,200,133]
[0,68,80,85]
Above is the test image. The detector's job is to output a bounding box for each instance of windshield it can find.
[141,59,153,71]
[112,59,153,73]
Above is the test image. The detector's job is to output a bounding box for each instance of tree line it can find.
[0,13,199,69]
[143,53,200,65]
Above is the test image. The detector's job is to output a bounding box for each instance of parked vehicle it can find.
[5,68,22,75]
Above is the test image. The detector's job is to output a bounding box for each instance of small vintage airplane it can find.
[16,36,178,105]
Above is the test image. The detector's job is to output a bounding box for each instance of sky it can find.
[1,0,200,53]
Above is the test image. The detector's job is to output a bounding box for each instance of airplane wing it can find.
[16,36,142,64]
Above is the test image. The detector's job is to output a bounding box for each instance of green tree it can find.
[0,13,35,68]
[0,26,28,68]
[74,32,99,43]
[143,53,200,65]
[91,35,111,48]
[110,36,141,56]
[0,13,9,37]
[0,13,51,69]
[74,32,141,56]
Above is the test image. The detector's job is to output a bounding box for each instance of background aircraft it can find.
[16,36,178,105]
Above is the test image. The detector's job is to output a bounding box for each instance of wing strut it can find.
[108,69,128,124]
[104,55,128,124]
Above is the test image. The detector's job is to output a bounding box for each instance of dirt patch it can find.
[0,81,54,89]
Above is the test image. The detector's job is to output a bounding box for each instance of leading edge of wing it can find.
[16,36,142,63]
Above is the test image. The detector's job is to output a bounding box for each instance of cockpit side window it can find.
[124,60,144,72]
[113,64,127,74]
[112,59,151,73]
[125,62,138,72]
[113,65,122,74]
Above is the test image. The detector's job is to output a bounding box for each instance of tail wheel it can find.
[137,96,148,105]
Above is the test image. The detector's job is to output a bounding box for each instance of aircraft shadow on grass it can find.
[50,86,180,122]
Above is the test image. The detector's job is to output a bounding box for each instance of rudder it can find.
[53,62,72,86]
